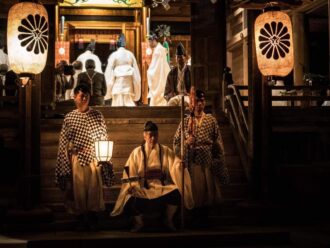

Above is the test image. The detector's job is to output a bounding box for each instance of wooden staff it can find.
[180,93,185,229]
[180,86,196,229]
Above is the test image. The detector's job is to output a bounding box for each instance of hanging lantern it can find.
[55,41,70,66]
[7,2,49,75]
[94,140,113,163]
[254,10,294,77]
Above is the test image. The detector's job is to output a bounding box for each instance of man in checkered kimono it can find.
[55,84,113,230]
[173,89,229,227]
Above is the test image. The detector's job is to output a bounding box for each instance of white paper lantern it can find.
[94,140,113,162]
[254,11,294,77]
[7,2,49,75]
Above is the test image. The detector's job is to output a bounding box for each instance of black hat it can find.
[176,43,185,56]
[148,32,158,41]
[117,33,126,48]
[196,89,205,100]
[86,40,96,52]
[144,121,158,132]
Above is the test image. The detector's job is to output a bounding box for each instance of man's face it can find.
[74,91,90,109]
[143,131,158,148]
[148,39,157,48]
[195,98,205,113]
[176,55,185,67]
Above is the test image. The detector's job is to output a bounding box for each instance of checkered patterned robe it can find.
[55,108,111,190]
[173,113,230,184]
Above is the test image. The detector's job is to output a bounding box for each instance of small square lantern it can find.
[94,140,113,164]
[7,2,49,75]
[254,9,294,77]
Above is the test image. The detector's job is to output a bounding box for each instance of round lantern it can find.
[7,2,49,75]
[254,10,294,77]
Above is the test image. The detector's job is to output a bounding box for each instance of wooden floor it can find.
[3,223,330,248]
[1,225,292,248]
[2,224,330,248]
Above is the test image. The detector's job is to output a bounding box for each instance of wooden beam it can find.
[150,16,191,22]
[60,8,136,16]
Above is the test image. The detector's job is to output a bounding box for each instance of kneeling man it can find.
[111,121,194,232]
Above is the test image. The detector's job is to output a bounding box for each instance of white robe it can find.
[104,47,141,105]
[76,50,103,73]
[147,43,170,106]
[111,144,194,216]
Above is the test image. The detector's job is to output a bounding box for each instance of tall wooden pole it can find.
[328,0,330,76]
[141,7,149,104]
[180,95,185,229]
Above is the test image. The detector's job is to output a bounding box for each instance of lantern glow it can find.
[7,2,49,75]
[254,10,294,77]
[94,140,113,162]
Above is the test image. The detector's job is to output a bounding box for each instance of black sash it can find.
[141,144,165,189]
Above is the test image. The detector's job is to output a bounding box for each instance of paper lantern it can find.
[55,41,70,66]
[254,11,294,77]
[7,2,49,75]
[94,140,113,162]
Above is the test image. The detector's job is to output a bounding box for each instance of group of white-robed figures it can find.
[75,33,178,106]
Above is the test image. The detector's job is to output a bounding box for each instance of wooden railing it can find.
[225,84,330,184]
[226,85,248,145]
[225,85,250,180]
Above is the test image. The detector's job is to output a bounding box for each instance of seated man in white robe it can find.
[104,34,141,106]
[111,121,194,232]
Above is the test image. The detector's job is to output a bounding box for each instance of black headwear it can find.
[196,89,205,100]
[86,40,96,52]
[144,121,158,132]
[148,32,158,41]
[176,43,185,56]
[117,33,126,48]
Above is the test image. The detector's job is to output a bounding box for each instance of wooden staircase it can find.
[39,105,248,228]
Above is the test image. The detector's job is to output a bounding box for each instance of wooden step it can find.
[39,107,248,208]
[43,106,182,119]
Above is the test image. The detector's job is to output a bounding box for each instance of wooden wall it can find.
[190,0,226,113]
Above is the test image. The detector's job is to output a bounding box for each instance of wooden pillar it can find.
[18,73,41,208]
[141,7,149,104]
[261,76,271,199]
[247,10,263,199]
[292,12,307,85]
[41,4,56,107]
[328,0,330,76]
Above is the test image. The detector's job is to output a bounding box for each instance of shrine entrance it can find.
[55,0,150,104]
